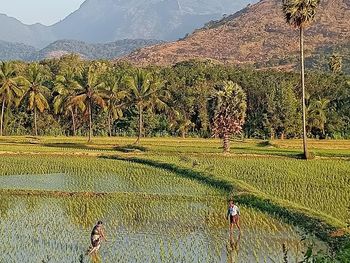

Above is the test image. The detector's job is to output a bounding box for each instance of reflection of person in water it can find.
[227,232,241,263]
[91,253,103,263]
[226,199,241,232]
[87,221,107,256]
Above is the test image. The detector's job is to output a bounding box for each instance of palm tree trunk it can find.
[34,107,38,136]
[108,112,112,137]
[88,100,92,143]
[300,27,309,159]
[281,131,285,140]
[270,128,274,141]
[136,105,143,144]
[70,108,76,136]
[0,99,5,136]
[223,133,230,153]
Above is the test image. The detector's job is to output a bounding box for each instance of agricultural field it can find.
[0,194,315,263]
[0,136,349,262]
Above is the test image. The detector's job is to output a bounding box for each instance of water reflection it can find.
[227,232,241,263]
[0,194,321,262]
[91,252,102,263]
[0,196,10,218]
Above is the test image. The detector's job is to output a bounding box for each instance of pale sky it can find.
[0,0,85,25]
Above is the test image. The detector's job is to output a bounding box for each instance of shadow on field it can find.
[42,143,92,150]
[114,144,149,153]
[0,136,41,145]
[235,195,349,252]
[233,147,302,159]
[101,155,350,252]
[256,141,277,148]
[100,155,234,193]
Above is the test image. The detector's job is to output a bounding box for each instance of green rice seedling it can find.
[144,153,350,224]
[0,194,320,262]
[0,136,347,261]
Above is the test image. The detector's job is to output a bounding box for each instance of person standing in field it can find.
[226,199,241,232]
[87,221,107,256]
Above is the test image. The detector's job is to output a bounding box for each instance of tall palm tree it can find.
[70,63,106,142]
[0,62,23,136]
[125,69,167,144]
[104,74,127,137]
[282,0,320,159]
[211,81,247,153]
[53,68,82,136]
[21,63,50,136]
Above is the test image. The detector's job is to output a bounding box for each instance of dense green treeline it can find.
[1,56,349,139]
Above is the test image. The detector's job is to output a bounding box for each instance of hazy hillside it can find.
[0,40,36,61]
[123,0,350,67]
[33,39,163,60]
[0,0,257,48]
[0,39,163,61]
[0,14,55,48]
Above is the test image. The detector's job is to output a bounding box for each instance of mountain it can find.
[0,0,257,48]
[51,0,256,43]
[0,39,163,61]
[0,40,36,61]
[33,39,163,60]
[123,0,350,67]
[305,42,350,74]
[0,14,55,48]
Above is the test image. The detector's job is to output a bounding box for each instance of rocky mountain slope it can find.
[0,0,256,48]
[123,0,350,67]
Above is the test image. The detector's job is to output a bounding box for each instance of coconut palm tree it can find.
[177,118,194,139]
[125,69,167,144]
[0,62,24,136]
[104,74,128,137]
[70,63,106,142]
[53,68,82,136]
[307,98,329,136]
[211,81,247,153]
[282,0,320,159]
[168,109,194,138]
[21,63,50,136]
[329,54,342,74]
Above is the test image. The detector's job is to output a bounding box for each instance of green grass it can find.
[0,137,349,223]
[0,194,310,262]
[0,155,220,197]
[1,136,350,157]
[0,136,349,257]
[141,154,350,225]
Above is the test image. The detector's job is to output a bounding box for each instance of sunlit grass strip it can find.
[1,136,349,157]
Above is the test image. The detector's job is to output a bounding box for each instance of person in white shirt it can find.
[226,199,241,232]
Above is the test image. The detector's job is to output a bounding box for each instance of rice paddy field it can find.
[0,136,349,262]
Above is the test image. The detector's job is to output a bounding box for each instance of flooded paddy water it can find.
[0,157,325,262]
[0,192,320,262]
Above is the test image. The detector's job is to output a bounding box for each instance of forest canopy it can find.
[1,55,349,139]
